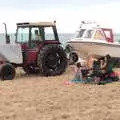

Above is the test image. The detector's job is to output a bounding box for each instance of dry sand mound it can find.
[0,66,120,120]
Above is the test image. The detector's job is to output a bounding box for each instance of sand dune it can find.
[0,66,120,120]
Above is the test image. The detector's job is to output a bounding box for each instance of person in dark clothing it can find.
[100,54,113,75]
[98,54,119,84]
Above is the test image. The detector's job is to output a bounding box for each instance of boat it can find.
[66,21,120,61]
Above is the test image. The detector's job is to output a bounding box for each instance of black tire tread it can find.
[37,45,67,76]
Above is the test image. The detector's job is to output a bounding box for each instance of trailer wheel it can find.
[69,52,78,65]
[37,45,67,76]
[0,63,16,80]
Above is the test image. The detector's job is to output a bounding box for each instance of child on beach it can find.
[71,62,83,83]
[64,62,89,85]
[71,62,89,83]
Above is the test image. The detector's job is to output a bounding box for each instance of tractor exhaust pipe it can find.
[3,23,10,44]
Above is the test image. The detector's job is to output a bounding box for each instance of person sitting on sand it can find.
[101,54,113,74]
[64,62,89,85]
[71,62,83,83]
[96,54,119,84]
[71,62,90,83]
[88,59,101,84]
[99,54,116,83]
[81,61,89,83]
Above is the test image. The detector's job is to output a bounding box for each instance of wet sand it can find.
[0,66,120,120]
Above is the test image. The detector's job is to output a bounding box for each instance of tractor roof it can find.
[17,21,56,27]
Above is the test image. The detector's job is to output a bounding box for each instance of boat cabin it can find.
[75,21,114,43]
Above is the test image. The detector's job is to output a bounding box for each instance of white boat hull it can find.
[67,40,120,59]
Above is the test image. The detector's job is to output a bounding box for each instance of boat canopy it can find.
[75,21,113,43]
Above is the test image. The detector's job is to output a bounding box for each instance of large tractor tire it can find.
[37,45,67,76]
[0,63,16,80]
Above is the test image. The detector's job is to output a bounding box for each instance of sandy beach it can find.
[0,66,120,120]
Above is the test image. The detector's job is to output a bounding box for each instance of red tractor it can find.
[0,21,67,80]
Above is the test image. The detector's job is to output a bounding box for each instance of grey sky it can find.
[0,0,119,10]
[0,0,120,33]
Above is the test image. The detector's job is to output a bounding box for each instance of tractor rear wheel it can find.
[37,45,67,76]
[0,63,16,80]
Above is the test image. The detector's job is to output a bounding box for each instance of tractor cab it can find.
[16,21,60,48]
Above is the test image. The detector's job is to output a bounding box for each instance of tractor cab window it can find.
[44,27,55,40]
[0,24,6,44]
[31,27,42,42]
[17,27,29,43]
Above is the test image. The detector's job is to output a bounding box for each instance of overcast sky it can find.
[0,0,120,33]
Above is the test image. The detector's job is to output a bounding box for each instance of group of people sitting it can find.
[70,54,119,85]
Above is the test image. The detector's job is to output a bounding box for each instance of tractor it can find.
[0,21,67,80]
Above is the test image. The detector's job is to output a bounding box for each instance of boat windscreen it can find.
[76,29,86,38]
[84,30,94,38]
